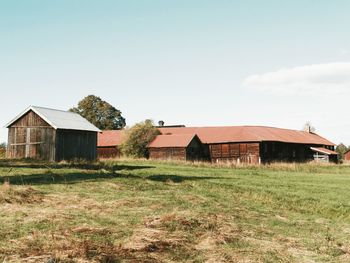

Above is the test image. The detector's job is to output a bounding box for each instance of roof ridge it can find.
[162,125,310,133]
[31,105,77,115]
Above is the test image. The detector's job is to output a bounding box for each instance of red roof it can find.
[148,134,198,148]
[159,126,335,146]
[310,147,338,155]
[98,130,123,147]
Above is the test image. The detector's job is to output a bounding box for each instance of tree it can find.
[302,122,316,133]
[336,143,348,161]
[120,120,160,158]
[70,95,126,130]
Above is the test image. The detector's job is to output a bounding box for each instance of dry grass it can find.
[0,181,43,204]
[1,159,350,262]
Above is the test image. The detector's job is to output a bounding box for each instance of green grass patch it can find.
[0,159,350,262]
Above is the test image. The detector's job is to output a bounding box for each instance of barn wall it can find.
[260,142,308,162]
[7,110,56,161]
[186,137,207,161]
[259,142,337,163]
[344,151,350,162]
[55,130,97,161]
[97,146,120,159]
[209,142,260,164]
[149,147,187,160]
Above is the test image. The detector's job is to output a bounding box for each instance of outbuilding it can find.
[97,130,123,158]
[5,106,100,161]
[148,134,204,161]
[158,126,337,164]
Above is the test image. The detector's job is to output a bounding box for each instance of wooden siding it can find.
[185,135,206,161]
[260,142,337,163]
[149,135,205,161]
[98,146,120,159]
[209,143,260,164]
[7,111,56,161]
[10,110,51,128]
[55,130,97,161]
[149,147,187,160]
[7,110,98,162]
[345,151,350,161]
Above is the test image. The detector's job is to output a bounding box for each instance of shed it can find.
[148,134,204,161]
[5,106,100,161]
[97,130,123,158]
[310,147,338,163]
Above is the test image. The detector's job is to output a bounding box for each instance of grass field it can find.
[1,159,350,262]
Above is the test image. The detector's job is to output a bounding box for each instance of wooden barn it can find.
[6,106,100,161]
[344,149,350,162]
[97,130,123,158]
[148,134,204,161]
[158,126,337,164]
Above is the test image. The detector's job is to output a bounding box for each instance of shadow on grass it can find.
[0,171,227,185]
[0,159,154,171]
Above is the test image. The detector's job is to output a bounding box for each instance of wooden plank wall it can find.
[260,141,337,163]
[209,142,260,164]
[344,151,350,161]
[97,147,120,159]
[55,130,97,161]
[149,147,186,160]
[7,110,56,161]
[186,136,207,161]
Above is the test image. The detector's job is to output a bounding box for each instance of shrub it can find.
[120,120,160,158]
[0,143,6,159]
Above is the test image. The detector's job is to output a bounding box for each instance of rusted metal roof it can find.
[310,147,338,155]
[148,134,198,148]
[159,126,335,146]
[6,106,100,132]
[98,130,123,147]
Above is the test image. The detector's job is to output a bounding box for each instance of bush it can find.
[120,120,160,158]
[0,143,6,159]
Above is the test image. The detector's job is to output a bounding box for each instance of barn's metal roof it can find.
[6,106,100,132]
[310,147,338,155]
[98,130,123,147]
[159,126,335,146]
[148,134,199,148]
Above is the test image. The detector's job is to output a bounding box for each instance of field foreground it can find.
[1,160,350,262]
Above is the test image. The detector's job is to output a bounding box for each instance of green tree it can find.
[70,95,126,130]
[336,143,348,161]
[120,120,160,158]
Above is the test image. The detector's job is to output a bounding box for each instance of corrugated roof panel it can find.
[159,126,335,146]
[98,130,123,146]
[310,147,338,155]
[148,134,197,148]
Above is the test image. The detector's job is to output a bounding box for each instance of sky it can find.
[1,0,350,144]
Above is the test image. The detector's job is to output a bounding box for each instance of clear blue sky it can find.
[1,1,350,144]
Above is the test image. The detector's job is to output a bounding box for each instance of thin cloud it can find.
[242,62,350,96]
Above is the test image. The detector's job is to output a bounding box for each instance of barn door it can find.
[24,128,42,159]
